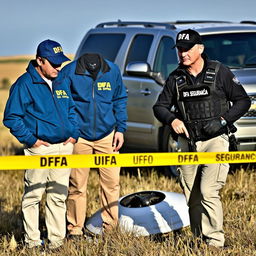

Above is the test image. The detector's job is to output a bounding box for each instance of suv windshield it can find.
[76,33,125,61]
[202,32,256,68]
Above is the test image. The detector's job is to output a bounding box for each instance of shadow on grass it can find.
[0,198,48,245]
[0,198,23,241]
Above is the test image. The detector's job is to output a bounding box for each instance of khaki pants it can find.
[178,135,229,247]
[67,131,120,235]
[22,142,74,248]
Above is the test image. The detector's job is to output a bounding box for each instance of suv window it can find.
[125,34,154,70]
[153,36,178,80]
[77,33,125,61]
[202,32,256,68]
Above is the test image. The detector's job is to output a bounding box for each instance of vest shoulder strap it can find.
[203,60,221,85]
[174,74,187,119]
[175,75,187,101]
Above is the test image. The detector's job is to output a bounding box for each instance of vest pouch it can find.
[202,118,222,136]
[202,117,228,139]
[185,118,227,142]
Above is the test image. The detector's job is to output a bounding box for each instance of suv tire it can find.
[159,125,180,177]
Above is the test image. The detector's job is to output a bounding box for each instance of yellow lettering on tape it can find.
[94,155,117,166]
[215,152,256,162]
[178,154,199,163]
[133,155,153,165]
[40,156,67,167]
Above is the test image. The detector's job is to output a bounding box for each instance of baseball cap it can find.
[173,29,203,50]
[36,39,70,65]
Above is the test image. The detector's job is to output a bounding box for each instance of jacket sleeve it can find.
[153,76,177,125]
[68,89,80,140]
[3,80,37,147]
[59,70,80,141]
[219,65,251,124]
[112,66,127,133]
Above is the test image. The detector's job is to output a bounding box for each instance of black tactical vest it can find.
[175,61,229,141]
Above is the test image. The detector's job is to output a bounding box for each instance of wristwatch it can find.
[220,118,227,126]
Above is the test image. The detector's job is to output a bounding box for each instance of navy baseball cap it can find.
[173,29,203,50]
[36,39,70,65]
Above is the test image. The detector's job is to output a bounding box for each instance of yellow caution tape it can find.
[0,151,255,170]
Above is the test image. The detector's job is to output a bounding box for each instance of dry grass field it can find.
[0,89,21,155]
[0,56,31,84]
[0,55,74,85]
[0,167,255,256]
[0,57,255,255]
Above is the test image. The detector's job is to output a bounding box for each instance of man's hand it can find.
[113,132,124,152]
[63,137,77,145]
[32,139,50,148]
[171,118,189,138]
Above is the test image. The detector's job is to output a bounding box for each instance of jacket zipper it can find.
[92,79,96,139]
[92,74,103,140]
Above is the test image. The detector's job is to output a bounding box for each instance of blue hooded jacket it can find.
[61,54,127,141]
[3,60,79,147]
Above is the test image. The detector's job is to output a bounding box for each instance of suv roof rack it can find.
[96,20,176,29]
[169,20,232,24]
[240,20,256,25]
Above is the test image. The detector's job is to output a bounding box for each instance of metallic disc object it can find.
[85,191,190,236]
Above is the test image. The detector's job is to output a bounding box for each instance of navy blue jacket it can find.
[3,60,79,147]
[61,55,127,141]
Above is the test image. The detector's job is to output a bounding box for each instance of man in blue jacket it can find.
[3,39,79,251]
[62,53,127,238]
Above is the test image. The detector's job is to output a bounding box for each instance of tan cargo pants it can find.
[178,135,229,247]
[67,131,120,235]
[22,142,74,248]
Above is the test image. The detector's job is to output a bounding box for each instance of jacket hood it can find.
[75,53,110,75]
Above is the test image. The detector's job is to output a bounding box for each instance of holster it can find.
[229,134,238,151]
[188,138,197,152]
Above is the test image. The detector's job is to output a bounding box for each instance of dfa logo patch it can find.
[53,46,63,54]
[180,86,210,99]
[97,82,111,91]
[178,33,190,41]
[55,90,69,99]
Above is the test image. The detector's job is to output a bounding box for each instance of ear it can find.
[199,44,204,54]
[36,57,43,66]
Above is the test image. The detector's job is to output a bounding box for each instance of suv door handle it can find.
[140,89,151,96]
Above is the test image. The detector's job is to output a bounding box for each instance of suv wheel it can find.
[159,126,180,177]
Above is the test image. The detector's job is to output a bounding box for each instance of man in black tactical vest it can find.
[153,29,251,248]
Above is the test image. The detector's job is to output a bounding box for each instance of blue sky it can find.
[1,0,256,56]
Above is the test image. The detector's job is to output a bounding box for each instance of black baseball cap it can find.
[173,29,203,50]
[36,39,70,65]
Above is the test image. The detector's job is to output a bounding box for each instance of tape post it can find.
[0,151,255,170]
